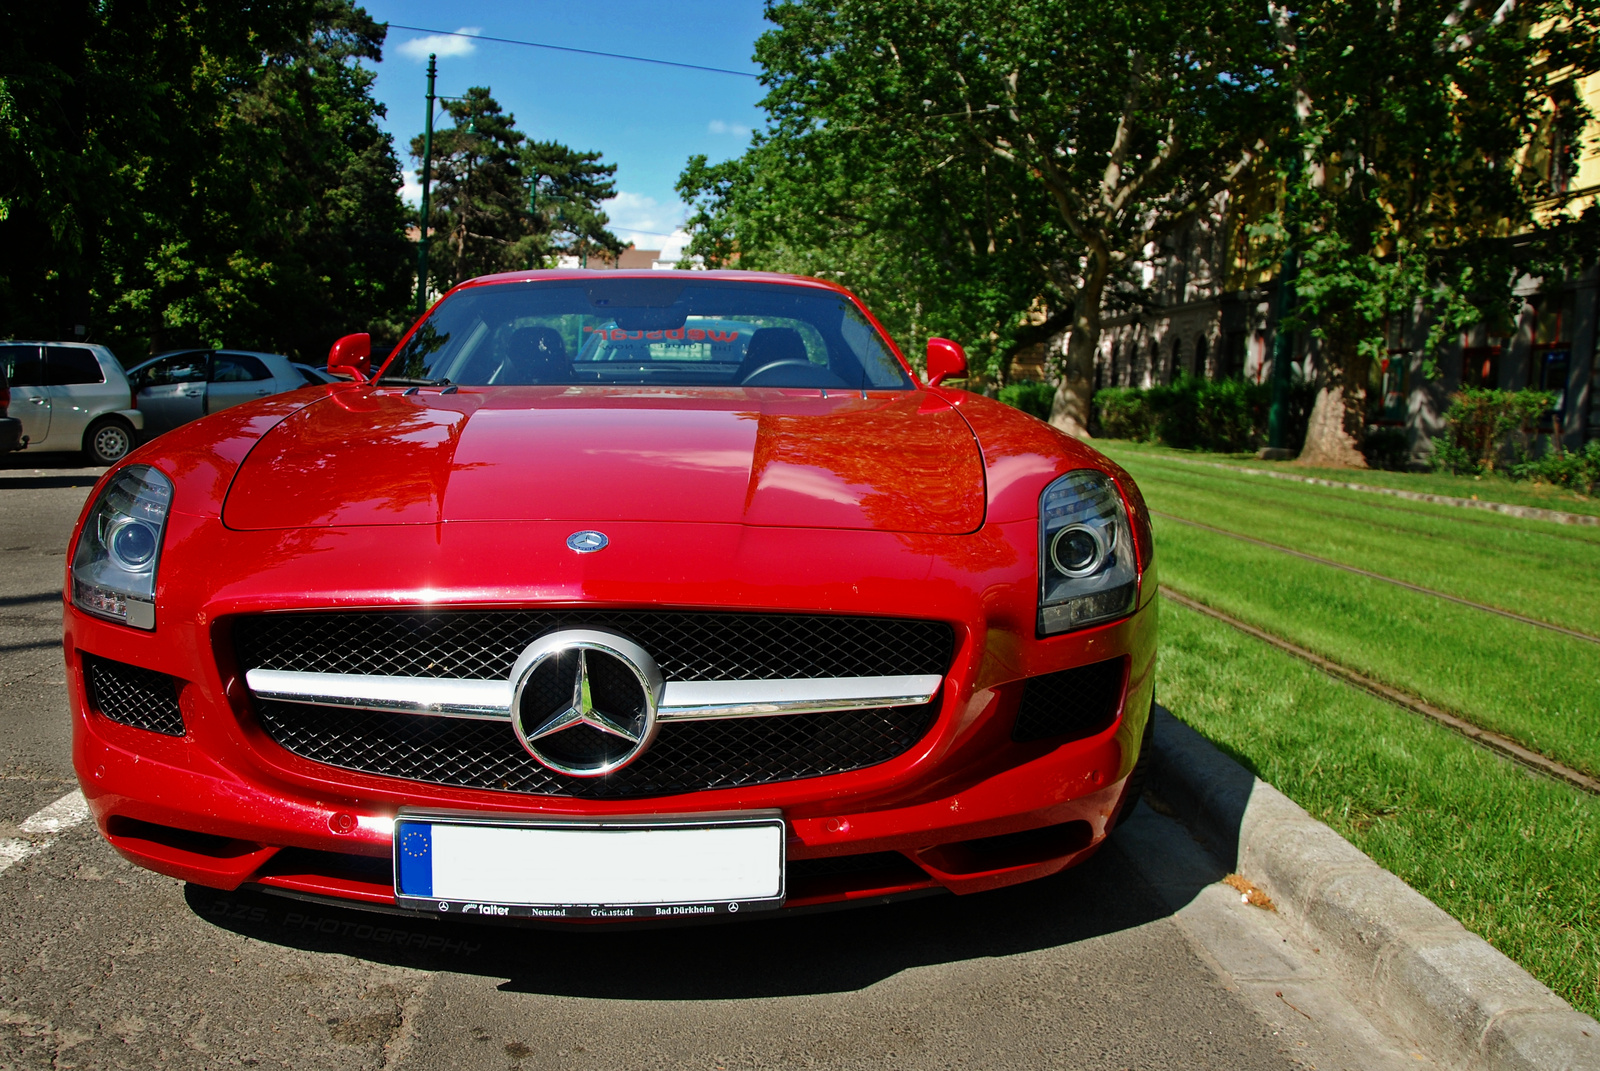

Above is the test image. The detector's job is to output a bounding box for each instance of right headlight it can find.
[71,464,173,630]
[1038,470,1139,635]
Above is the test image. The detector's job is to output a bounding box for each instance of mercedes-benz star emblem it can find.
[566,530,608,553]
[509,630,663,777]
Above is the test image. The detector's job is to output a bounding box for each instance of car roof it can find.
[1,340,107,349]
[131,348,290,371]
[454,268,851,295]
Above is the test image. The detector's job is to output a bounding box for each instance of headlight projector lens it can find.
[71,464,173,630]
[1036,469,1139,636]
[108,520,158,570]
[1050,523,1107,578]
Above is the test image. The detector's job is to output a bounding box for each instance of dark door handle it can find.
[182,390,203,397]
[254,388,271,395]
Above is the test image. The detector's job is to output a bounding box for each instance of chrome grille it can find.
[255,699,936,798]
[233,610,953,682]
[237,609,953,798]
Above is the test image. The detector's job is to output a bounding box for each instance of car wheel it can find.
[1114,696,1156,828]
[85,418,134,466]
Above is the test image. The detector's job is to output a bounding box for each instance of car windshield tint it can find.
[383,279,911,390]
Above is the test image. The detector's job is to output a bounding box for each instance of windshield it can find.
[382,278,912,390]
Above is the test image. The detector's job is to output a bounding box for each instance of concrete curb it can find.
[1146,706,1600,1070]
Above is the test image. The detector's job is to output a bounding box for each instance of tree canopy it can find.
[682,0,1599,456]
[412,88,623,291]
[1271,0,1600,463]
[681,0,1283,433]
[0,0,414,362]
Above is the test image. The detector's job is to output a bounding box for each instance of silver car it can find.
[128,349,313,438]
[0,342,146,465]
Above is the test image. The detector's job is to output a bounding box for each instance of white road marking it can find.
[0,790,90,878]
[0,839,37,872]
[20,791,90,835]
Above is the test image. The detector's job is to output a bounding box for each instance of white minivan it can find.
[0,342,145,465]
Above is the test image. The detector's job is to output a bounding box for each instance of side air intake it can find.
[1011,657,1126,744]
[83,655,185,737]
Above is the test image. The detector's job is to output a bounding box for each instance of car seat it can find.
[735,328,809,384]
[499,327,569,384]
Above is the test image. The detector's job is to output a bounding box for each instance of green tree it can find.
[681,0,1281,428]
[412,87,533,289]
[214,0,413,356]
[106,0,412,359]
[0,0,414,361]
[412,93,624,287]
[0,0,310,346]
[678,126,1062,384]
[1273,0,1600,465]
[525,141,626,267]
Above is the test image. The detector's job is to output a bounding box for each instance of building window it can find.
[1194,337,1208,378]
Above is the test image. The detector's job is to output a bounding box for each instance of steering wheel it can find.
[740,359,815,385]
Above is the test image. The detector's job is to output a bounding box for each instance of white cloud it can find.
[396,27,481,62]
[400,172,423,208]
[605,191,693,261]
[708,119,752,137]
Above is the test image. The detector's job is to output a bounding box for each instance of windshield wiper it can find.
[380,376,451,387]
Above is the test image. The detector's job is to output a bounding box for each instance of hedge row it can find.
[1090,375,1315,453]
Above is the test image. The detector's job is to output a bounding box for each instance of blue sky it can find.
[362,1,772,258]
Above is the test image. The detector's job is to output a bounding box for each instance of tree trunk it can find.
[1296,334,1368,467]
[1049,267,1106,439]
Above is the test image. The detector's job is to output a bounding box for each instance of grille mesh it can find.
[83,655,185,736]
[1011,657,1126,744]
[255,699,935,799]
[233,610,953,682]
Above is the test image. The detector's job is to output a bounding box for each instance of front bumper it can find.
[66,516,1158,917]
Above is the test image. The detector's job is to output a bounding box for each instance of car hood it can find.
[221,387,987,534]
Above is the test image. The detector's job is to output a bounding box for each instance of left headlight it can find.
[72,465,173,630]
[1038,469,1139,635]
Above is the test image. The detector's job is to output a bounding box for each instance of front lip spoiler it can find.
[243,668,945,722]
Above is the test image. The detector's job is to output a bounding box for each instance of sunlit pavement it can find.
[0,475,1434,1071]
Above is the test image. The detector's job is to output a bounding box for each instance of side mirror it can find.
[328,332,372,382]
[925,337,967,387]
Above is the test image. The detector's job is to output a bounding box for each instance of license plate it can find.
[392,810,786,920]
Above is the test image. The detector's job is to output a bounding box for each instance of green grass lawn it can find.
[1148,515,1600,776]
[1158,602,1600,1019]
[1099,438,1600,519]
[1091,440,1600,777]
[1084,438,1600,1012]
[1118,454,1600,635]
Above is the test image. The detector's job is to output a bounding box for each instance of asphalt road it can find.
[0,459,1434,1071]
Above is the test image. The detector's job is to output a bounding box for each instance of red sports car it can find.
[65,271,1157,922]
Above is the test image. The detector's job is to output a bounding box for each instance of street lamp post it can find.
[415,53,437,318]
[1266,8,1303,457]
[1265,144,1303,456]
[1266,244,1297,452]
